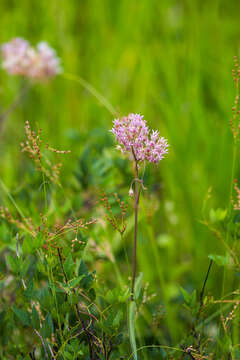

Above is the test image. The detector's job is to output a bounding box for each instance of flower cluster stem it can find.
[131,151,141,301]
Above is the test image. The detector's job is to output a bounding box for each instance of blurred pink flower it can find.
[27,42,61,79]
[1,38,61,80]
[111,113,168,163]
[1,38,32,76]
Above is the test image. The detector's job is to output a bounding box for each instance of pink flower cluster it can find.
[1,38,61,80]
[111,113,168,163]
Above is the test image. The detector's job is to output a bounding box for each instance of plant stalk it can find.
[131,153,141,301]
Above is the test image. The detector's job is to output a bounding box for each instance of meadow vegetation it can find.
[0,1,240,359]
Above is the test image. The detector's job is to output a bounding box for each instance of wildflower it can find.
[129,187,134,197]
[1,38,32,76]
[27,42,61,79]
[1,37,61,80]
[111,113,168,163]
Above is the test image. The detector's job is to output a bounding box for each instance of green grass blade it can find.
[129,300,137,360]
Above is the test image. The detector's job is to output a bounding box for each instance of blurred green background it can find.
[0,0,240,344]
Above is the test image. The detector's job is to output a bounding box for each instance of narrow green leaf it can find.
[134,272,143,300]
[32,306,40,330]
[20,258,31,277]
[41,313,53,338]
[180,287,191,304]
[64,352,73,360]
[63,253,75,279]
[129,301,138,360]
[46,313,54,334]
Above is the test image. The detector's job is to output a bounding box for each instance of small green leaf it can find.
[180,287,191,304]
[13,306,31,326]
[88,288,96,301]
[209,208,227,223]
[22,234,43,254]
[80,272,94,290]
[38,287,53,310]
[134,272,143,300]
[68,276,83,288]
[190,289,197,307]
[24,280,34,300]
[113,310,123,327]
[20,258,31,277]
[64,352,73,360]
[6,254,19,273]
[78,260,88,276]
[46,313,54,333]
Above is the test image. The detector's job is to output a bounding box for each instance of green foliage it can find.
[6,254,19,273]
[209,208,228,223]
[0,0,240,358]
[63,253,75,279]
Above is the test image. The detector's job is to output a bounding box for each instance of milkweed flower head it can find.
[1,37,61,81]
[111,113,168,163]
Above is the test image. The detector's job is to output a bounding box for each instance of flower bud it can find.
[129,188,134,197]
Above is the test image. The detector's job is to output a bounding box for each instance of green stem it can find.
[221,144,237,299]
[229,143,237,214]
[131,152,141,301]
[129,150,143,360]
[42,172,48,212]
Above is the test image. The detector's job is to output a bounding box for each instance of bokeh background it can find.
[1,0,240,345]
